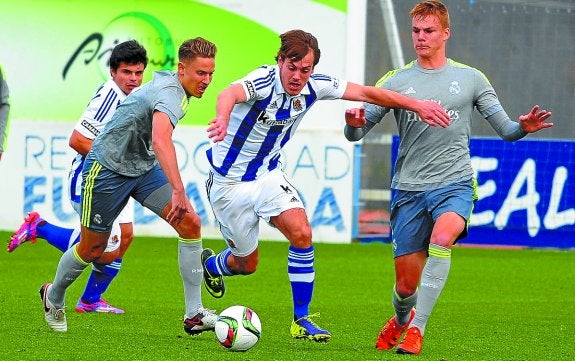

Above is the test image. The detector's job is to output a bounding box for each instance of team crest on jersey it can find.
[292,98,303,111]
[227,239,237,249]
[449,81,461,95]
[269,100,278,110]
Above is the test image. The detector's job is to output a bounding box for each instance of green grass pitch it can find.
[1,230,573,360]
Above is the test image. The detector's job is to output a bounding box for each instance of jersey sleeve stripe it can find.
[310,74,332,82]
[95,89,118,122]
[253,71,275,90]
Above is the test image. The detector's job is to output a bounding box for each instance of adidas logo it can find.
[403,87,416,95]
[290,196,299,203]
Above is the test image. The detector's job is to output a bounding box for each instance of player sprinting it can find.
[37,37,218,334]
[344,1,553,355]
[8,40,147,314]
[202,29,450,342]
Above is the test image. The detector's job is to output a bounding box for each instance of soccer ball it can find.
[215,305,262,351]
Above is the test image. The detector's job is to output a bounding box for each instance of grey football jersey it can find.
[91,71,188,177]
[365,59,504,191]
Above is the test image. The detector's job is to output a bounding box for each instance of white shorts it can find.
[206,168,304,257]
[71,198,134,253]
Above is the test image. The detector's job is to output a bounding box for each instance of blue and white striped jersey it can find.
[207,65,347,182]
[68,79,126,202]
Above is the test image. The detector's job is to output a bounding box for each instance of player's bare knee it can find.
[175,212,202,238]
[286,226,312,248]
[77,243,107,263]
[430,232,455,248]
[395,283,417,298]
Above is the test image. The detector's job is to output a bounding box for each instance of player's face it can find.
[278,49,315,96]
[411,15,450,61]
[178,57,215,98]
[111,62,145,95]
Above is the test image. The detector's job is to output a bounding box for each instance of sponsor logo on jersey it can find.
[258,114,297,127]
[81,119,100,137]
[257,111,270,124]
[244,80,256,100]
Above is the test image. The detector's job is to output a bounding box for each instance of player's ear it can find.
[177,61,185,75]
[444,27,451,41]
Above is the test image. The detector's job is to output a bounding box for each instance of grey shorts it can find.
[390,178,476,257]
[81,153,171,232]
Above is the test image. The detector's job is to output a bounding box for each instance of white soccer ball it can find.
[215,305,262,352]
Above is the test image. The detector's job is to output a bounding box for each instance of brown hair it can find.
[178,37,217,61]
[275,30,320,67]
[109,40,148,71]
[410,1,450,29]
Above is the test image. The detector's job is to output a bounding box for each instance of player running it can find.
[8,40,147,314]
[344,1,553,355]
[201,29,449,342]
[36,37,218,334]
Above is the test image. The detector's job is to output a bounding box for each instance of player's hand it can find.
[207,116,229,142]
[416,100,450,128]
[167,189,193,224]
[345,108,367,128]
[519,105,553,133]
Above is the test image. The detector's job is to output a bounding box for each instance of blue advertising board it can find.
[391,136,574,249]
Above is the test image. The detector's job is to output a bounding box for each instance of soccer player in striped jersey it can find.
[201,29,450,342]
[8,40,147,314]
[345,1,553,355]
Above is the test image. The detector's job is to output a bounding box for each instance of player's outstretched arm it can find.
[342,82,450,127]
[518,105,553,133]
